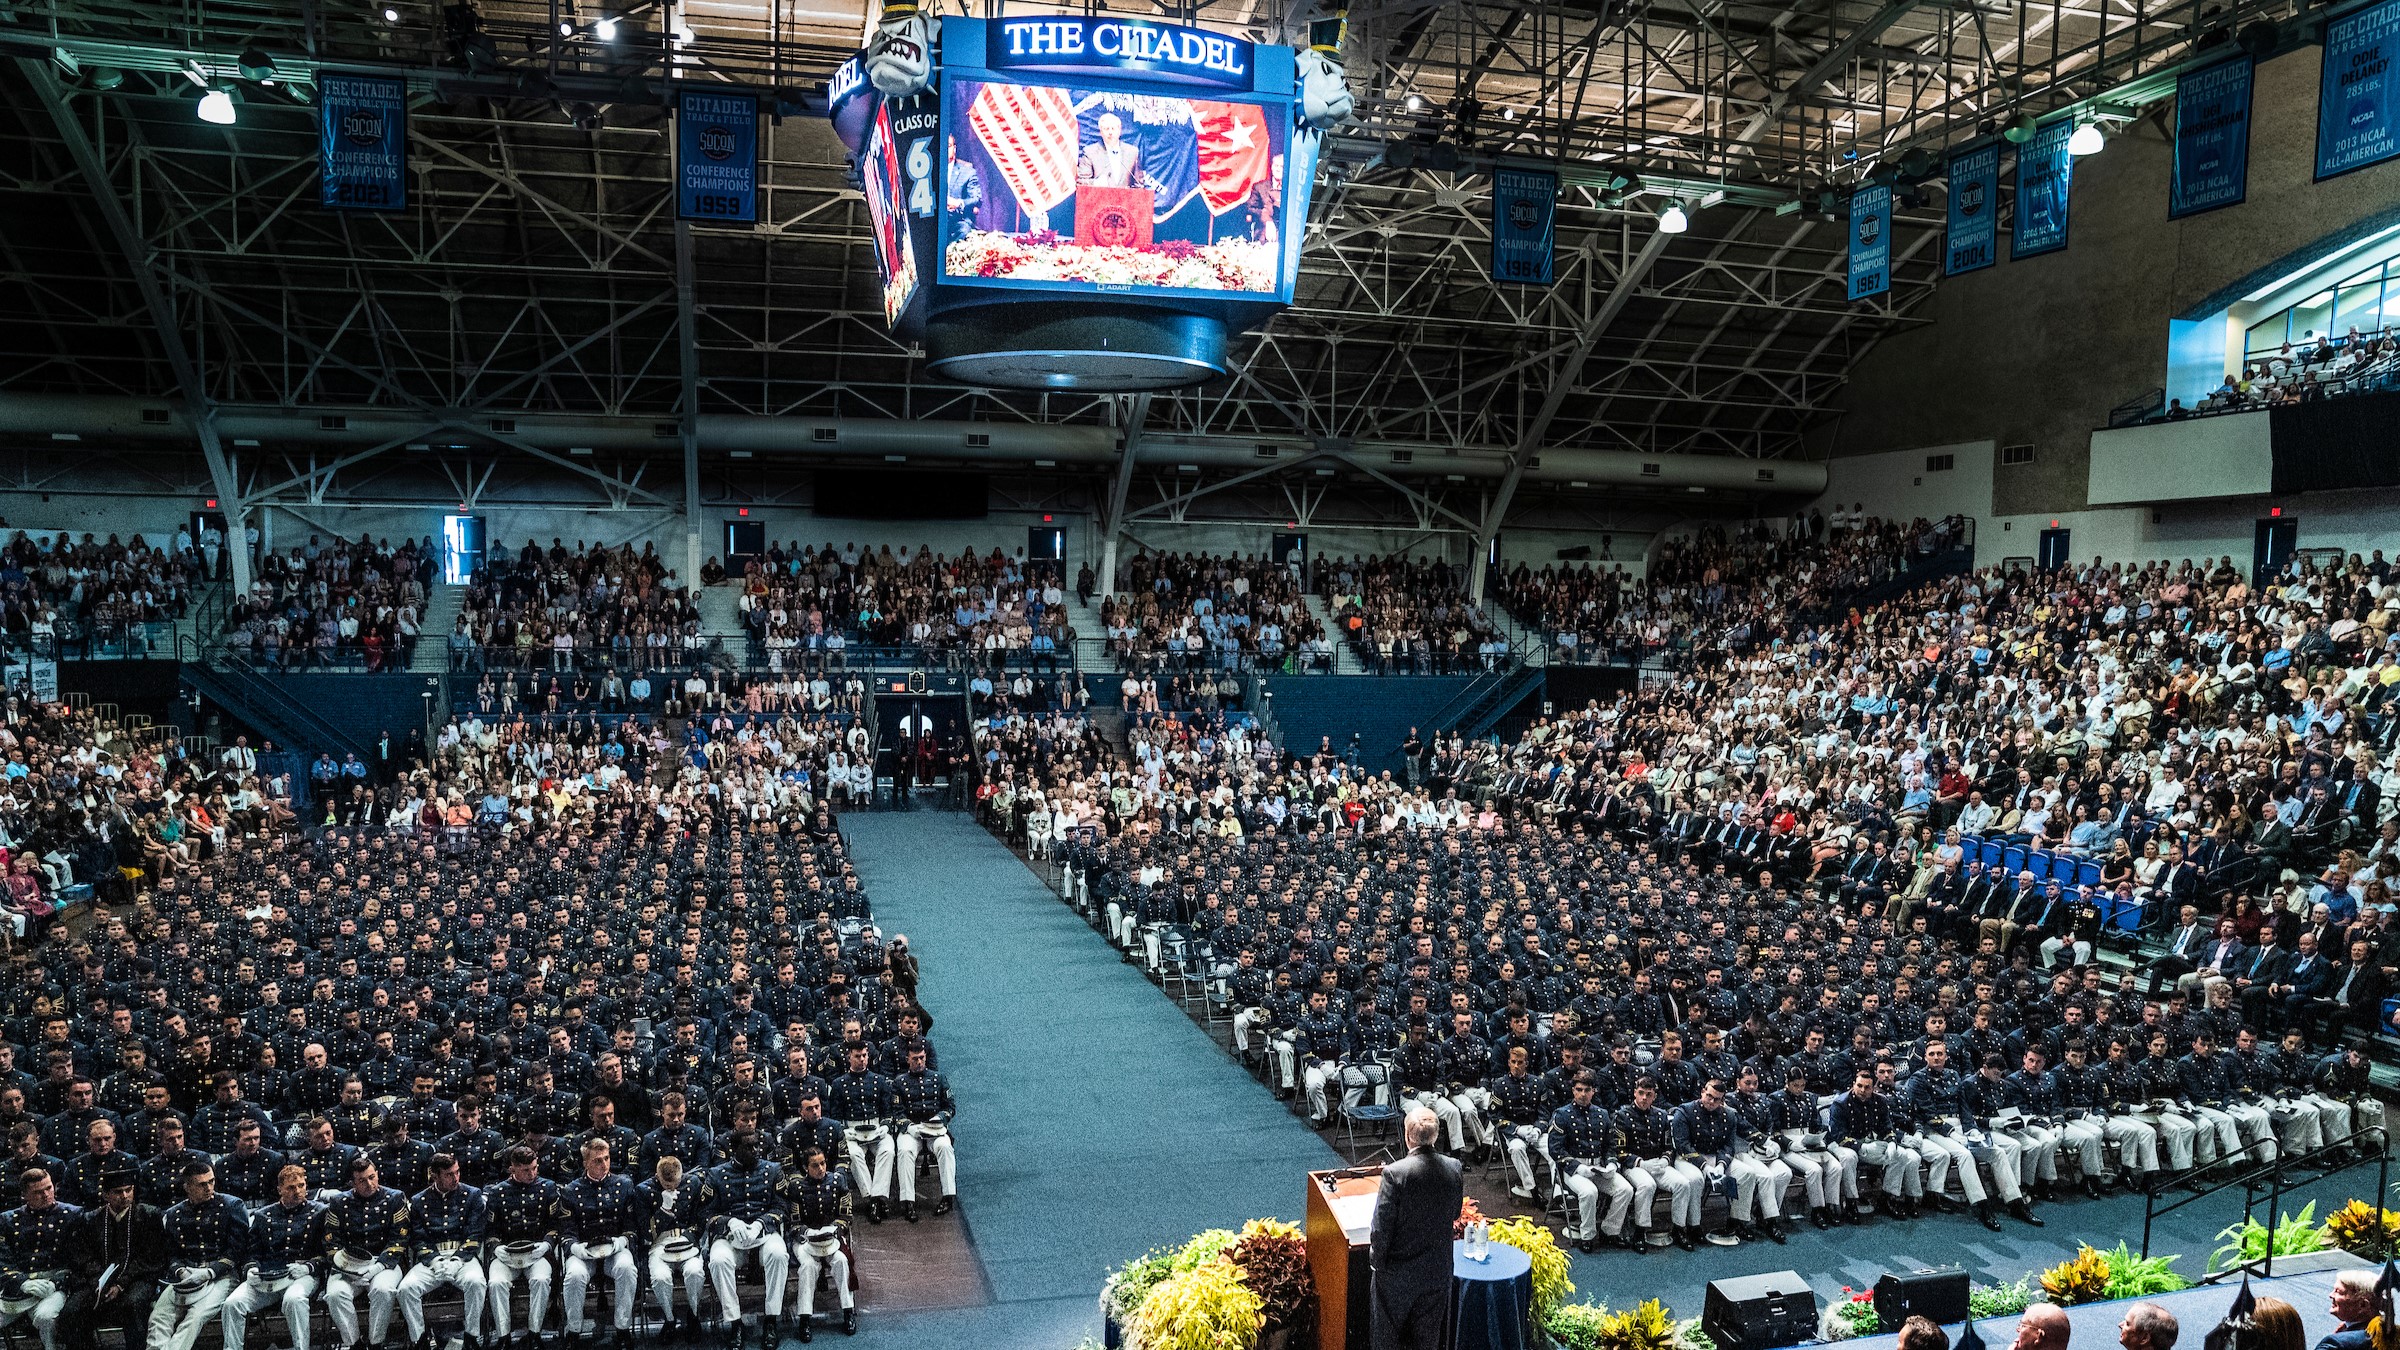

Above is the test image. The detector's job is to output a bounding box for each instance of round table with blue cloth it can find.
[1447,1237,1533,1350]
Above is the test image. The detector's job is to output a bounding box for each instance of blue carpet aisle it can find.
[841,811,1344,1350]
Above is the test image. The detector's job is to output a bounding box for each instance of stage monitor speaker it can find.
[1875,1268,1971,1327]
[1703,1270,1817,1350]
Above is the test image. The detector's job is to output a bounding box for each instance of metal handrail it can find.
[2141,1121,2390,1279]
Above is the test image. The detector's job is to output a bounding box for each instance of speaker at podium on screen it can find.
[1074,185,1154,248]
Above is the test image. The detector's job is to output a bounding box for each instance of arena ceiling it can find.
[0,0,2285,541]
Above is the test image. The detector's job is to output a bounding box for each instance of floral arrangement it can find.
[946,229,1277,292]
[2041,1247,2112,1306]
[1550,1301,1716,1350]
[1970,1278,2039,1319]
[1488,1216,1574,1331]
[1821,1289,1883,1341]
[1101,1219,1315,1349]
[2324,1200,2400,1260]
[2038,1244,2188,1306]
[1129,1257,1265,1350]
[1224,1220,1314,1334]
[2210,1201,2325,1272]
[1453,1195,1487,1237]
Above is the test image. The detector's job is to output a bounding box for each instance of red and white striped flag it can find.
[1195,100,1274,215]
[966,83,1079,216]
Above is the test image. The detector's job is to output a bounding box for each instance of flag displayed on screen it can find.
[1196,101,1272,214]
[967,81,1079,216]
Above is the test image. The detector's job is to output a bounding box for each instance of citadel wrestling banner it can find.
[2319,0,2400,180]
[2170,55,2253,218]
[318,72,408,212]
[1489,167,1558,286]
[1848,183,1891,300]
[2012,119,2074,259]
[1943,144,1999,276]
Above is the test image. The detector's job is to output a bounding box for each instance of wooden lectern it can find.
[1305,1167,1381,1350]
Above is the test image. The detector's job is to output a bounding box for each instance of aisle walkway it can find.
[843,812,1342,1350]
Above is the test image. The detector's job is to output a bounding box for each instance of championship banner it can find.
[676,88,761,223]
[1944,144,1999,276]
[1490,167,1557,286]
[2318,0,2400,181]
[318,72,407,212]
[1847,184,1892,300]
[2012,119,2074,259]
[2170,56,2253,218]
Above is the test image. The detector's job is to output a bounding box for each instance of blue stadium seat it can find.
[2052,852,2080,883]
[2077,860,2103,889]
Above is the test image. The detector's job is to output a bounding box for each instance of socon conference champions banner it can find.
[2171,56,2253,218]
[319,72,407,212]
[2319,0,2400,180]
[1944,144,1999,276]
[1848,184,1891,300]
[2013,119,2074,259]
[677,88,761,223]
[1489,168,1557,286]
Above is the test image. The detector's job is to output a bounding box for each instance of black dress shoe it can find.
[901,1200,919,1223]
[865,1198,886,1224]
[725,1322,746,1350]
[934,1196,954,1216]
[1674,1227,1697,1252]
[1765,1220,1788,1244]
[1811,1207,1834,1230]
[2084,1176,2105,1198]
[2010,1199,2045,1227]
[795,1320,811,1345]
[841,1311,857,1338]
[1976,1203,2003,1232]
[1575,1237,1597,1255]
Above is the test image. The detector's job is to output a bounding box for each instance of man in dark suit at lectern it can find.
[1370,1108,1464,1350]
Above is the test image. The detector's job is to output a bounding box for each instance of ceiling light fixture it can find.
[594,15,618,39]
[2066,119,2105,155]
[1656,200,1688,233]
[197,88,237,124]
[1405,93,1423,111]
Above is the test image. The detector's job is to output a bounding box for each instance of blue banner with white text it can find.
[2318,0,2400,181]
[2012,119,2073,259]
[1490,168,1557,286]
[1848,184,1891,300]
[676,88,760,224]
[319,72,407,212]
[1944,144,1999,276]
[2171,56,2252,218]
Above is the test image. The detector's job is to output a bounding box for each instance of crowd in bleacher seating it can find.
[1312,554,1509,674]
[975,535,2400,1253]
[0,694,956,1348]
[0,532,206,658]
[226,537,428,672]
[451,539,698,672]
[460,665,875,723]
[728,543,1073,669]
[2166,327,2400,418]
[1497,514,1958,665]
[1097,552,1329,672]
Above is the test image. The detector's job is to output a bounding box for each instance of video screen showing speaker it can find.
[1703,1271,1817,1350]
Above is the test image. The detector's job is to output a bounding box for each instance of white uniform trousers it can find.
[2266,1099,2324,1154]
[1400,1090,1468,1152]
[2002,1123,2062,1185]
[646,1245,706,1323]
[1779,1145,1835,1209]
[844,1125,895,1201]
[1730,1154,1789,1221]
[2224,1101,2279,1163]
[1338,1062,1390,1112]
[1634,1157,1703,1228]
[1555,1160,1633,1240]
[484,1252,553,1337]
[1856,1140,1923,1197]
[2186,1105,2244,1166]
[223,1273,315,1350]
[2057,1116,2110,1177]
[1231,1008,1265,1053]
[563,1244,638,1334]
[0,1280,67,1350]
[398,1252,488,1341]
[1907,1127,1990,1204]
[324,1264,402,1348]
[1301,1060,1339,1120]
[150,1279,234,1350]
[2296,1092,2355,1150]
[1272,1034,1301,1090]
[1501,1126,1544,1197]
[791,1234,853,1318]
[2129,1107,2199,1170]
[898,1124,956,1202]
[2101,1115,2162,1175]
[1962,1128,2023,1202]
[1448,1089,1493,1147]
[708,1230,791,1322]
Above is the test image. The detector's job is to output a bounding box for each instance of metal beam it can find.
[22,60,253,596]
[1098,393,1152,595]
[675,219,704,585]
[1470,224,1674,601]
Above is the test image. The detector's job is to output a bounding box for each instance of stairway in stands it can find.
[1066,590,1112,672]
[694,583,745,651]
[1300,593,1366,673]
[408,582,462,673]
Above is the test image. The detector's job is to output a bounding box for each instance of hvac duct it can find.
[0,395,1828,495]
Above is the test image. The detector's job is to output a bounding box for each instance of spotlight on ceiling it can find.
[594,15,618,39]
[2067,119,2105,155]
[383,5,400,20]
[236,47,277,81]
[85,65,124,90]
[197,87,237,124]
[1405,92,1424,111]
[2002,112,2037,144]
[1657,200,1688,234]
[566,100,603,130]
[558,20,574,36]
